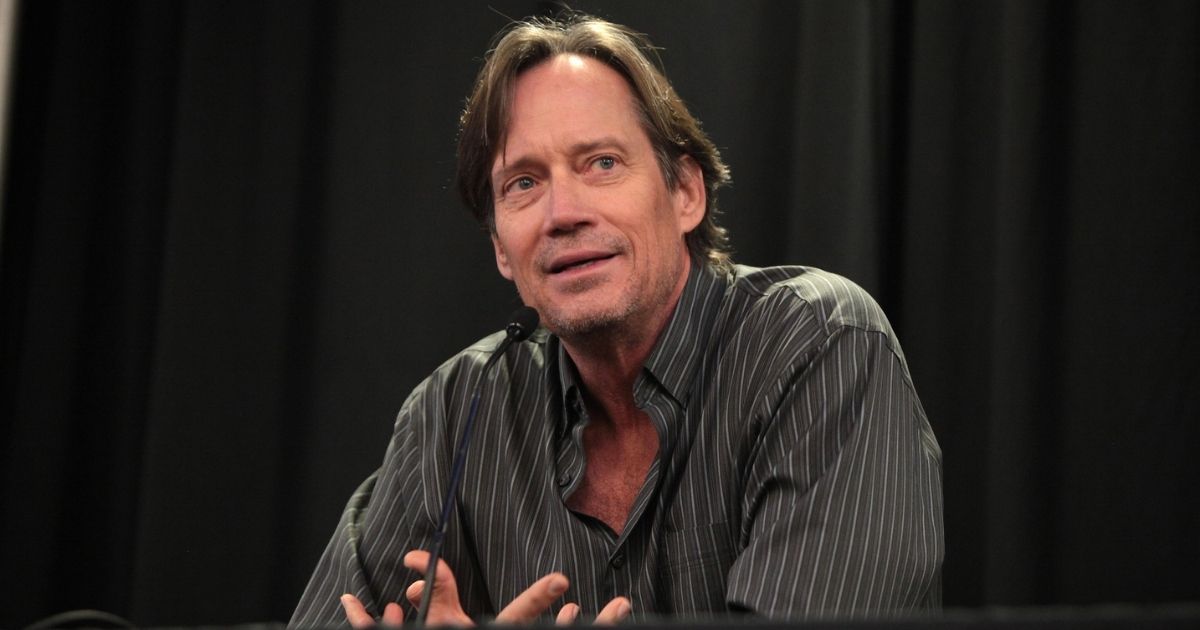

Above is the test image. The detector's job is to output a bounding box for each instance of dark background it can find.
[2,0,1197,626]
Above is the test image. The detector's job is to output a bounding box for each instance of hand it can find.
[339,549,632,627]
[341,594,402,629]
[552,597,632,625]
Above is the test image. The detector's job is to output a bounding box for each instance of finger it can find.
[381,602,404,627]
[555,602,580,625]
[404,580,426,610]
[340,594,377,630]
[401,551,473,626]
[494,573,569,623]
[402,550,460,594]
[594,597,631,625]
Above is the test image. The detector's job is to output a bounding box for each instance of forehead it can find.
[491,54,645,174]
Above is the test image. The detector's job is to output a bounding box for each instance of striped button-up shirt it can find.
[291,264,943,626]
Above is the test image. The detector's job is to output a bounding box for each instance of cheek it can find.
[646,199,687,248]
[493,222,536,279]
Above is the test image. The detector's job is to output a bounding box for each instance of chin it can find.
[540,301,635,339]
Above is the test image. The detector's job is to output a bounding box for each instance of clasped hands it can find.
[341,550,631,627]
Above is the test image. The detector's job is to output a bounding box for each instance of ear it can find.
[492,233,514,280]
[673,155,707,234]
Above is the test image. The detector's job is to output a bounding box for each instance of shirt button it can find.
[611,552,626,569]
[557,472,572,487]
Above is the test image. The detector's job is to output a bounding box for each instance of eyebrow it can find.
[568,136,628,157]
[491,136,630,185]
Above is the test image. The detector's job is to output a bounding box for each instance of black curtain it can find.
[2,1,1196,626]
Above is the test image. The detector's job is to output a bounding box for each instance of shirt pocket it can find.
[660,521,735,613]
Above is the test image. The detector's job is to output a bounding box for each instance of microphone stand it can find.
[415,307,538,625]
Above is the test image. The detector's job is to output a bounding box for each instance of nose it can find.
[542,177,593,235]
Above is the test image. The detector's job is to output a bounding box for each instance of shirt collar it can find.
[640,261,727,406]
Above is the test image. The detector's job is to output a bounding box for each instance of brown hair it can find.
[456,13,733,270]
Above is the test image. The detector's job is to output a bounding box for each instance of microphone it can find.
[416,305,539,624]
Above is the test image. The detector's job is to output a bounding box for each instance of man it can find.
[292,14,942,627]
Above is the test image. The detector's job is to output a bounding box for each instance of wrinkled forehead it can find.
[489,54,645,177]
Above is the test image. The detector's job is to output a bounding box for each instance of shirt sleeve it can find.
[289,471,384,628]
[726,320,944,616]
[289,383,443,628]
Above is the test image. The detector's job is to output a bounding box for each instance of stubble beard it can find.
[542,291,638,340]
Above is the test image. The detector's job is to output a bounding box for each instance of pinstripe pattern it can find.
[290,264,943,626]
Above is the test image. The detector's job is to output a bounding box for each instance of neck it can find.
[560,259,692,422]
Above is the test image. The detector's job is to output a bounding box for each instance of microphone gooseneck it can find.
[416,306,539,624]
[505,305,540,342]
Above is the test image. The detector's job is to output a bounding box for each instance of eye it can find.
[594,155,617,170]
[505,176,536,193]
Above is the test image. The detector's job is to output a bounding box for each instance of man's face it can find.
[489,54,705,339]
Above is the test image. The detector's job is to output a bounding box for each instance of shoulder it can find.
[715,265,906,371]
[728,265,892,337]
[710,266,923,434]
[403,326,554,414]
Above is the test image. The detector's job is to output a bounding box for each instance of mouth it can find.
[547,251,618,275]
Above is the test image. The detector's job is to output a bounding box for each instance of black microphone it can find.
[416,305,539,624]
